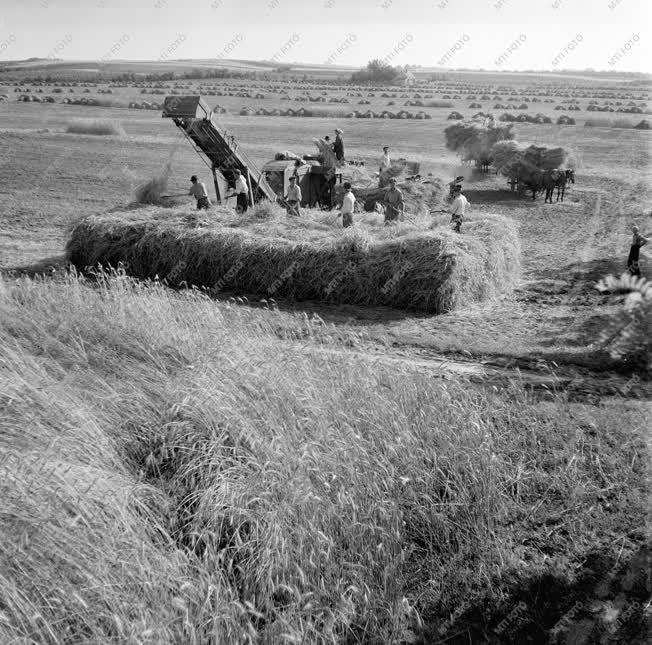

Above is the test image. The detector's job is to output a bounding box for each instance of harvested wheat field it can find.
[66,206,520,313]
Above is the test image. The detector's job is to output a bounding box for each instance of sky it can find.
[0,0,650,73]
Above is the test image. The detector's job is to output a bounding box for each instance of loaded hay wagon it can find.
[490,140,578,200]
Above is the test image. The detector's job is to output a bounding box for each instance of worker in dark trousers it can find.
[333,128,344,162]
[188,175,211,209]
[627,223,649,277]
[233,169,249,213]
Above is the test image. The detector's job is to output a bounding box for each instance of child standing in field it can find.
[627,223,649,277]
[340,182,355,228]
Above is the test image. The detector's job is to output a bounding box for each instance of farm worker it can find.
[383,178,404,224]
[627,223,649,277]
[233,169,249,213]
[341,182,355,228]
[378,146,392,187]
[380,146,391,173]
[285,175,302,217]
[333,128,344,161]
[449,185,469,233]
[188,175,211,210]
[448,176,464,201]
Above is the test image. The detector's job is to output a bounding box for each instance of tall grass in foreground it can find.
[0,272,647,644]
[65,118,125,136]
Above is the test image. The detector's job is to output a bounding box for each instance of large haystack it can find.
[444,119,514,165]
[66,209,520,314]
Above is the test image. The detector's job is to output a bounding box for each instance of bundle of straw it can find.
[313,138,340,169]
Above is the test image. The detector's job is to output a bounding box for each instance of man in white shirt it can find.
[188,175,211,210]
[284,175,302,216]
[449,186,469,233]
[233,169,249,213]
[340,182,355,228]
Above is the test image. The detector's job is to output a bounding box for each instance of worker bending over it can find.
[188,175,211,210]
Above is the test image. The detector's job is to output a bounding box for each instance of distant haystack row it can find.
[238,107,432,119]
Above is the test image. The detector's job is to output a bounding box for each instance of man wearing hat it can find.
[284,175,302,217]
[333,128,344,161]
[188,175,211,210]
[449,185,469,233]
[383,177,404,224]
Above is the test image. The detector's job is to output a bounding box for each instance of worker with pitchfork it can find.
[188,175,211,210]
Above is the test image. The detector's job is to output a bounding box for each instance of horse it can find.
[543,169,575,203]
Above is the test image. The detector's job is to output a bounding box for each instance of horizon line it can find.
[1,57,650,77]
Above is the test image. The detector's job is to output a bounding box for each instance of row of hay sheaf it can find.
[66,210,520,314]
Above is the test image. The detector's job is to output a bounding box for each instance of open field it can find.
[1,100,650,369]
[1,66,651,644]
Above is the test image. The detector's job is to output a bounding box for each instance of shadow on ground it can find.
[418,544,650,644]
[1,255,67,277]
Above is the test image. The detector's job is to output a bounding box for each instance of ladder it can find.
[162,96,276,206]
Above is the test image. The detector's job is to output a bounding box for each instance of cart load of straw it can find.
[491,140,578,178]
[66,208,520,314]
[444,120,515,165]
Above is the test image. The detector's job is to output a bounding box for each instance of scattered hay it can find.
[65,118,125,136]
[134,162,176,205]
[66,209,520,314]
